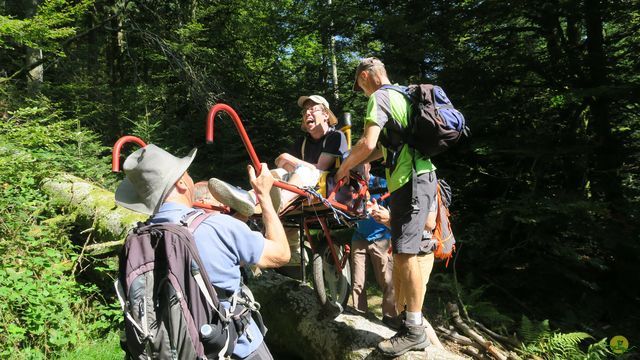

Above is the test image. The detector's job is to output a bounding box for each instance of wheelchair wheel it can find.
[312,242,351,312]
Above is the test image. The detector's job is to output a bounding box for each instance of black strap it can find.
[213,285,235,300]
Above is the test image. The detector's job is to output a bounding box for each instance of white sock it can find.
[406,311,423,326]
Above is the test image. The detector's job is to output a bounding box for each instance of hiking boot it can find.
[377,323,430,357]
[208,178,256,217]
[382,310,405,330]
[382,314,403,331]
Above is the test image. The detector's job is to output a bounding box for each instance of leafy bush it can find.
[0,98,118,358]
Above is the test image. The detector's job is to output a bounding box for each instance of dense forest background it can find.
[1,0,638,358]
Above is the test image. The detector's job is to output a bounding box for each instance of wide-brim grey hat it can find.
[115,144,197,215]
[297,94,338,126]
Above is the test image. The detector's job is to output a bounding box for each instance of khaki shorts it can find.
[393,253,435,312]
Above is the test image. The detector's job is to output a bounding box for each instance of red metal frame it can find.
[192,201,230,214]
[111,135,147,172]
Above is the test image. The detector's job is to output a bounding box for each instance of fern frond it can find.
[519,316,550,344]
[549,332,592,357]
[585,338,613,360]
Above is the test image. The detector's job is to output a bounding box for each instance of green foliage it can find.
[426,273,513,330]
[519,316,551,344]
[1,97,111,184]
[462,285,514,329]
[56,330,122,360]
[0,97,118,357]
[518,316,612,360]
[0,0,91,53]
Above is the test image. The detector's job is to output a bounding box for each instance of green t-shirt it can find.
[364,86,435,193]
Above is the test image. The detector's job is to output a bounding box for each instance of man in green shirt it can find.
[336,57,437,357]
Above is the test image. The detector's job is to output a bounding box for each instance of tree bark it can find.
[86,9,99,89]
[327,0,339,105]
[15,0,44,92]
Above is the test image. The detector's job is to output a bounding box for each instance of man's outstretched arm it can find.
[336,123,382,182]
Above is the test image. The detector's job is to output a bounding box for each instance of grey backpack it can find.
[116,211,241,359]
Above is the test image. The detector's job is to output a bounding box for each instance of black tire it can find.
[311,242,351,311]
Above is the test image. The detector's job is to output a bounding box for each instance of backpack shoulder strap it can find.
[186,211,215,233]
[380,84,408,96]
[381,84,413,105]
[180,210,230,322]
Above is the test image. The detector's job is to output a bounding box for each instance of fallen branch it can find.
[85,239,125,254]
[436,326,476,347]
[41,173,146,243]
[425,321,446,350]
[472,320,521,349]
[447,303,508,360]
[460,346,483,359]
[72,222,96,276]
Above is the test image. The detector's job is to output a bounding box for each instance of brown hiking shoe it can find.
[377,323,430,357]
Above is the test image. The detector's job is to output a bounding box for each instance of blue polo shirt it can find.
[151,202,266,358]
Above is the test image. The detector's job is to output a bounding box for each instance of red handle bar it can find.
[112,136,147,172]
[206,104,262,173]
[206,104,310,196]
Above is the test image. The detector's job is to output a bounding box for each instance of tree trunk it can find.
[327,0,339,106]
[584,0,623,206]
[86,10,98,87]
[20,0,43,92]
[26,47,43,91]
[106,0,125,132]
[40,173,466,360]
[41,173,146,243]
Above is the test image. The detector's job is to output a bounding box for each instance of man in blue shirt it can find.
[115,144,290,360]
[349,164,397,326]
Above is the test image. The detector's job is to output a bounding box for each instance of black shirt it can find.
[289,129,347,166]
